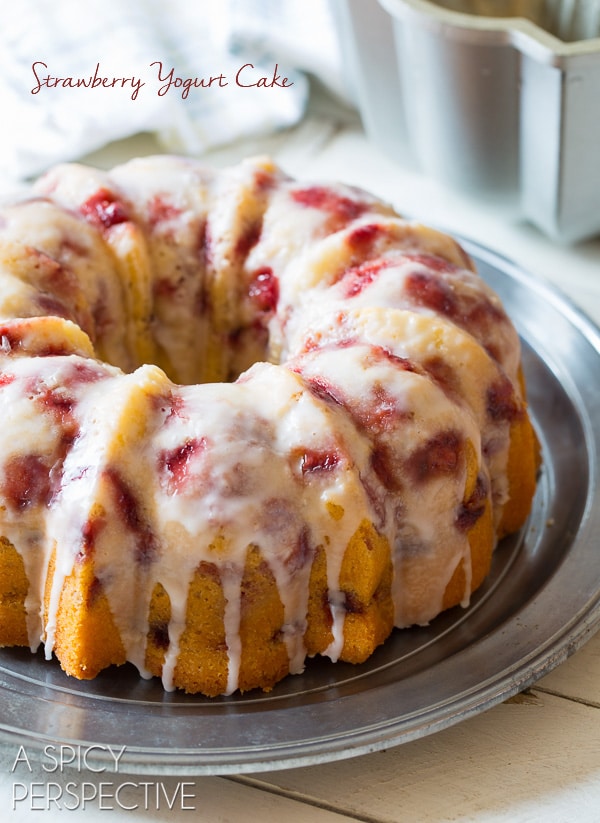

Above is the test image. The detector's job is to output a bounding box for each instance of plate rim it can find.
[1,237,599,775]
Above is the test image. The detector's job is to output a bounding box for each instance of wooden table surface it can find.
[1,96,600,822]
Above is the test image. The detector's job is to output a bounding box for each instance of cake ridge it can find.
[0,156,539,695]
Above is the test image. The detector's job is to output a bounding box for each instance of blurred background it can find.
[3,0,600,243]
[2,5,600,819]
[0,0,349,182]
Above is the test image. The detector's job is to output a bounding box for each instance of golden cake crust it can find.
[0,156,539,696]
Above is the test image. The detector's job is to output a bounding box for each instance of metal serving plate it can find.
[0,238,599,775]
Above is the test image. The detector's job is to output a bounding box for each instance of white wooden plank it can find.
[538,630,600,706]
[249,691,600,823]
[0,759,355,823]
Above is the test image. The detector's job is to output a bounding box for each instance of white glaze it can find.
[0,156,526,694]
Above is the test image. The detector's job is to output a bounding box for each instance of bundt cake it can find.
[0,155,539,696]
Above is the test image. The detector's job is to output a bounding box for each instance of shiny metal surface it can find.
[340,0,600,242]
[0,239,599,775]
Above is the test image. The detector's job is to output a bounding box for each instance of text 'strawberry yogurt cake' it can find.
[0,156,539,696]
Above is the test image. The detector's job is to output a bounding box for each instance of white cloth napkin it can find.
[0,0,344,181]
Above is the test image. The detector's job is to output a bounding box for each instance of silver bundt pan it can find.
[338,0,600,242]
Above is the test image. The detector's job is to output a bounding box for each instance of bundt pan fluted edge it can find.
[338,0,600,243]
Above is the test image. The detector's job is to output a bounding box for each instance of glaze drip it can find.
[0,156,537,695]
